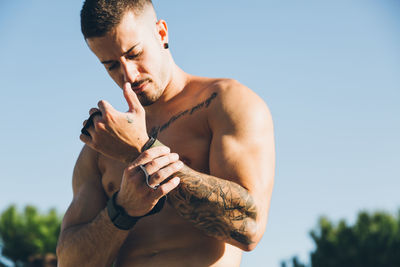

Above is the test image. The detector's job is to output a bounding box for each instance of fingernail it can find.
[173,177,180,185]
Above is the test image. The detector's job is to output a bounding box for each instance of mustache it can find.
[131,79,151,88]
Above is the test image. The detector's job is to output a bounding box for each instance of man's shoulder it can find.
[201,78,269,116]
[77,144,99,163]
[197,77,249,94]
[195,77,271,131]
[194,77,262,105]
[74,145,101,178]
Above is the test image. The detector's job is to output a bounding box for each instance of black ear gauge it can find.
[164,43,169,49]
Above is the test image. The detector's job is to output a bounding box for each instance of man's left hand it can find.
[80,82,149,163]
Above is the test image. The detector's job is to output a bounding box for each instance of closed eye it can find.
[107,62,119,71]
[127,51,142,60]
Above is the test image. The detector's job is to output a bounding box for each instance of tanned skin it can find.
[57,6,275,267]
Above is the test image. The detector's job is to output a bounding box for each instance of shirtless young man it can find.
[56,0,275,266]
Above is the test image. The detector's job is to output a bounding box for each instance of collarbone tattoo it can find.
[150,92,218,138]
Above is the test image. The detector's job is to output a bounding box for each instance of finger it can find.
[149,160,184,186]
[145,153,180,175]
[83,111,102,128]
[82,119,88,127]
[97,100,116,115]
[85,124,97,139]
[79,133,91,144]
[89,107,100,115]
[91,113,103,127]
[123,82,142,112]
[81,111,102,134]
[127,146,171,170]
[154,177,180,198]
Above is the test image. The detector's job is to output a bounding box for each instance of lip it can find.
[132,80,149,93]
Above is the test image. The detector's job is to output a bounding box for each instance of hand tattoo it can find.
[126,115,134,124]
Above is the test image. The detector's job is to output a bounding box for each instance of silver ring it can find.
[139,164,159,190]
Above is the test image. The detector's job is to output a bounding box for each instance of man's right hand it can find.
[79,82,150,164]
[116,145,183,217]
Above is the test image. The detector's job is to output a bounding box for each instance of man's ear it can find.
[156,19,168,46]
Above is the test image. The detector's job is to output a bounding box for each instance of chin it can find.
[138,87,164,106]
[138,92,159,106]
[140,99,156,106]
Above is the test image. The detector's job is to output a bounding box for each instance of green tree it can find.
[282,210,400,267]
[0,205,62,265]
[281,256,307,267]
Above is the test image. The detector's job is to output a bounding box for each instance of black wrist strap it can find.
[141,136,156,152]
[107,191,166,230]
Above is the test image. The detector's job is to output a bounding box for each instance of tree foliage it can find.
[0,205,62,265]
[281,256,307,267]
[282,210,400,267]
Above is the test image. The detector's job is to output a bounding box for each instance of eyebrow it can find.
[100,43,140,64]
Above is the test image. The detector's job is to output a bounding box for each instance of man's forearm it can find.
[167,165,258,250]
[57,208,129,267]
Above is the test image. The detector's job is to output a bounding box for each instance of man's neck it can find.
[145,63,190,116]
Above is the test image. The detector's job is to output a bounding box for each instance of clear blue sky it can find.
[1,0,399,266]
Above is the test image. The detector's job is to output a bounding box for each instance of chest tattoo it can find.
[149,92,218,138]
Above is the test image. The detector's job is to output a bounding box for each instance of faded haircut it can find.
[81,0,153,39]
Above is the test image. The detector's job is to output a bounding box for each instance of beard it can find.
[136,84,164,106]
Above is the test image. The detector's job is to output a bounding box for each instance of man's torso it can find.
[98,77,243,267]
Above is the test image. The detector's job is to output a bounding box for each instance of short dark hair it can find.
[81,0,153,39]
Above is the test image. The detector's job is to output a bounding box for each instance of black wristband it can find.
[141,136,156,152]
[107,191,166,230]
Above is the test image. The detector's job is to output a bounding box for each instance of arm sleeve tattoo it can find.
[167,165,258,246]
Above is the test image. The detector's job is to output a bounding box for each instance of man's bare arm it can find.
[57,144,182,266]
[57,146,130,267]
[58,210,130,267]
[168,166,259,250]
[168,81,275,251]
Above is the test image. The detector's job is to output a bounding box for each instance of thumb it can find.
[123,82,142,112]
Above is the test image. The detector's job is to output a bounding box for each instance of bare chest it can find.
[97,106,214,256]
[99,107,212,197]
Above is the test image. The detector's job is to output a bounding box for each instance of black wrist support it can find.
[107,137,167,230]
[107,191,166,230]
[141,136,157,152]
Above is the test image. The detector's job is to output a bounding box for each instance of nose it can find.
[120,57,139,84]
